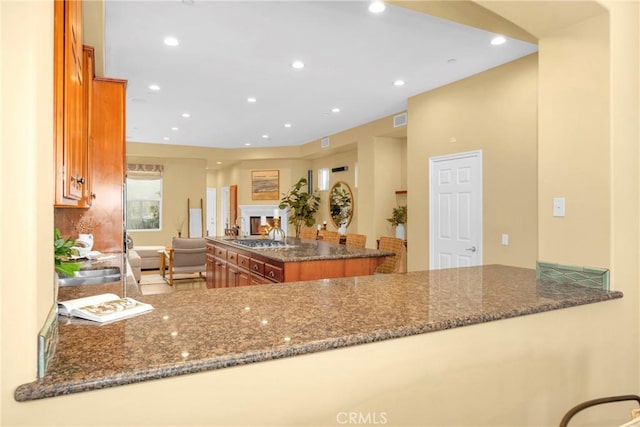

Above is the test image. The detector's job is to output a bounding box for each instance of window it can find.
[126,164,163,231]
[318,168,330,191]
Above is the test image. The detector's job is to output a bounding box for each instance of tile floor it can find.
[139,270,207,295]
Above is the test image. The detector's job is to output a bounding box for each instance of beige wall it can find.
[207,158,309,234]
[311,149,359,233]
[211,152,365,238]
[2,1,639,426]
[126,156,207,246]
[408,53,539,270]
[371,137,407,240]
[538,12,610,267]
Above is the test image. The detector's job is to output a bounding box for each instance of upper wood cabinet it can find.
[89,77,127,251]
[54,0,87,207]
[80,45,95,207]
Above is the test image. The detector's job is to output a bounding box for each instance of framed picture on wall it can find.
[251,170,279,200]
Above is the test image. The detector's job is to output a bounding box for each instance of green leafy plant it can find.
[386,205,407,226]
[278,177,321,238]
[54,228,81,277]
[329,183,352,227]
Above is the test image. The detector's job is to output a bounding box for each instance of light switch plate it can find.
[501,234,509,245]
[553,197,566,217]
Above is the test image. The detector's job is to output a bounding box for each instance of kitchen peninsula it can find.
[15,265,622,401]
[206,237,393,287]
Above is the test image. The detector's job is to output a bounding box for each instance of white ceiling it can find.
[105,1,537,149]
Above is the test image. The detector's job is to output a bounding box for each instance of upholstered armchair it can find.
[160,237,207,286]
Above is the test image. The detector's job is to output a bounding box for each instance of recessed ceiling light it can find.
[171,127,179,131]
[284,123,292,128]
[181,113,190,118]
[262,134,269,139]
[447,58,457,63]
[393,80,405,87]
[247,97,257,103]
[491,36,507,46]
[216,161,222,165]
[148,84,160,91]
[244,143,251,146]
[163,137,170,141]
[368,1,385,13]
[331,107,341,113]
[291,60,304,69]
[163,36,179,47]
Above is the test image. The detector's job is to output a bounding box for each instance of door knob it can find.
[465,246,477,252]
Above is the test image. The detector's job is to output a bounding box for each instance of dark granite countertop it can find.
[207,236,393,262]
[15,264,622,401]
[56,252,141,302]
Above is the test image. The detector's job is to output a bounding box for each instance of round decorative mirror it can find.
[329,181,354,230]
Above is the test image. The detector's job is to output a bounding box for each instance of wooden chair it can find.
[345,233,367,248]
[299,227,318,240]
[160,237,207,286]
[375,236,405,274]
[320,230,341,244]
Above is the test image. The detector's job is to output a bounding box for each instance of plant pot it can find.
[395,223,405,240]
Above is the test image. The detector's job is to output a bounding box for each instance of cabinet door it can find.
[89,78,126,252]
[79,45,95,207]
[63,0,85,200]
[237,269,251,286]
[214,258,227,288]
[54,0,86,206]
[227,264,240,287]
[206,253,215,288]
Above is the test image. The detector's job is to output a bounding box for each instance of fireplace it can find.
[239,205,288,237]
[249,216,274,235]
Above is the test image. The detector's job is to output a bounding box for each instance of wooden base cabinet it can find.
[206,242,280,289]
[206,241,384,289]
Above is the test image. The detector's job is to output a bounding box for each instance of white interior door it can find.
[220,186,230,235]
[429,150,482,269]
[206,187,216,237]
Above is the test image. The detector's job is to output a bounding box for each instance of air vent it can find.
[393,112,407,128]
[321,137,330,148]
[331,166,348,173]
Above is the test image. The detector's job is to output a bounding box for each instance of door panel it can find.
[430,151,482,270]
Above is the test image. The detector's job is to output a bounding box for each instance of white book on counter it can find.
[58,293,153,323]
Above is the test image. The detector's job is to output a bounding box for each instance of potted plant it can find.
[387,205,407,239]
[329,183,352,234]
[54,228,82,277]
[278,177,321,239]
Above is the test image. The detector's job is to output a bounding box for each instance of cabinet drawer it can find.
[249,259,264,276]
[206,244,215,255]
[264,263,283,282]
[237,254,250,270]
[214,246,227,259]
[227,250,238,265]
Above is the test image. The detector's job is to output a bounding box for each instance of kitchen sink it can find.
[58,266,121,287]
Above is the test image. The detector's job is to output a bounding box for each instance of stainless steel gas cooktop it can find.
[231,239,291,249]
